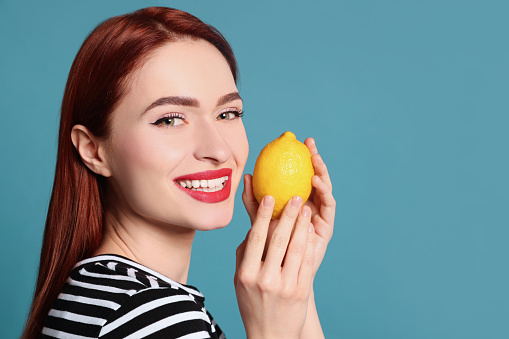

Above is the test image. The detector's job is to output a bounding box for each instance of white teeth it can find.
[177,175,229,191]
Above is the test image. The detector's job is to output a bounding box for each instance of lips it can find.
[174,168,232,203]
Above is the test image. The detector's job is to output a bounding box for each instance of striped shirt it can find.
[42,254,225,339]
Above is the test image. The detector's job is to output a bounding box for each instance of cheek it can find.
[109,130,186,184]
[113,134,157,173]
[229,124,249,169]
[221,124,249,198]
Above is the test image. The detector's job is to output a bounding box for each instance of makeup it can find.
[174,168,232,203]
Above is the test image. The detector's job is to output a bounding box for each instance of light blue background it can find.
[1,0,508,338]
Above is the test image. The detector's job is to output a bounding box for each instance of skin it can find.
[238,140,335,339]
[71,39,336,338]
[72,39,248,283]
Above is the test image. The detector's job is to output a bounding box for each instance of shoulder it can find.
[42,257,149,338]
[98,287,216,338]
[42,255,223,338]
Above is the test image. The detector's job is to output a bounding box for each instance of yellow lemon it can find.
[252,131,314,219]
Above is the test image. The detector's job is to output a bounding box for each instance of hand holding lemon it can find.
[241,132,336,277]
[236,132,335,337]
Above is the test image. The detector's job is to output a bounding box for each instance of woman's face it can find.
[102,40,248,231]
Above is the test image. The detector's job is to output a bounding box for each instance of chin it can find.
[183,199,236,231]
[190,211,234,231]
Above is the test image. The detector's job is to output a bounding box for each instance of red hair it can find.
[22,7,238,338]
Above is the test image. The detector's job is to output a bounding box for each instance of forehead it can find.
[124,40,237,107]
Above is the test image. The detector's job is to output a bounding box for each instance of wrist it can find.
[299,288,324,339]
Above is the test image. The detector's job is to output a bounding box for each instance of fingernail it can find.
[302,206,310,217]
[292,196,302,208]
[263,195,274,207]
[309,223,314,233]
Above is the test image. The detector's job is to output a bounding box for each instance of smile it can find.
[174,168,233,203]
[176,176,228,192]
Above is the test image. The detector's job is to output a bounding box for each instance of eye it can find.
[217,109,244,121]
[152,113,186,127]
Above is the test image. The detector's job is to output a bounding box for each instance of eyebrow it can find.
[143,91,242,114]
[216,92,242,106]
[143,96,199,113]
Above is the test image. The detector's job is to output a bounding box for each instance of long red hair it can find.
[22,7,238,338]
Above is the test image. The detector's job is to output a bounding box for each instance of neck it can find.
[94,208,196,285]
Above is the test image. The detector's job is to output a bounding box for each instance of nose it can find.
[193,122,232,164]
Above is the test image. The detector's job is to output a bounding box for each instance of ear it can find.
[71,124,112,177]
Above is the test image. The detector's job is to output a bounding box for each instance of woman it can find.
[23,7,335,339]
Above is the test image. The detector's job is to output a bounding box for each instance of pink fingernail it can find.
[263,195,274,207]
[291,196,302,207]
[302,206,310,217]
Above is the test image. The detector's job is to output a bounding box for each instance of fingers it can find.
[239,195,275,272]
[242,174,259,223]
[263,196,303,272]
[237,194,316,320]
[311,154,332,192]
[304,137,318,155]
[281,205,312,283]
[306,137,335,230]
[305,138,332,192]
[297,223,315,293]
[311,175,336,225]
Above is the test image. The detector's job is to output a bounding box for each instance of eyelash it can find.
[151,109,245,128]
[216,109,245,121]
[151,113,186,128]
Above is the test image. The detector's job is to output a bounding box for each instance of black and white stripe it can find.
[42,254,225,339]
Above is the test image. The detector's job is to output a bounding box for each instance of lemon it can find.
[252,131,314,219]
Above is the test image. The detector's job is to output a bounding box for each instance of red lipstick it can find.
[174,168,232,203]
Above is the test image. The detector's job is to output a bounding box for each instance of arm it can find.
[300,289,324,339]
